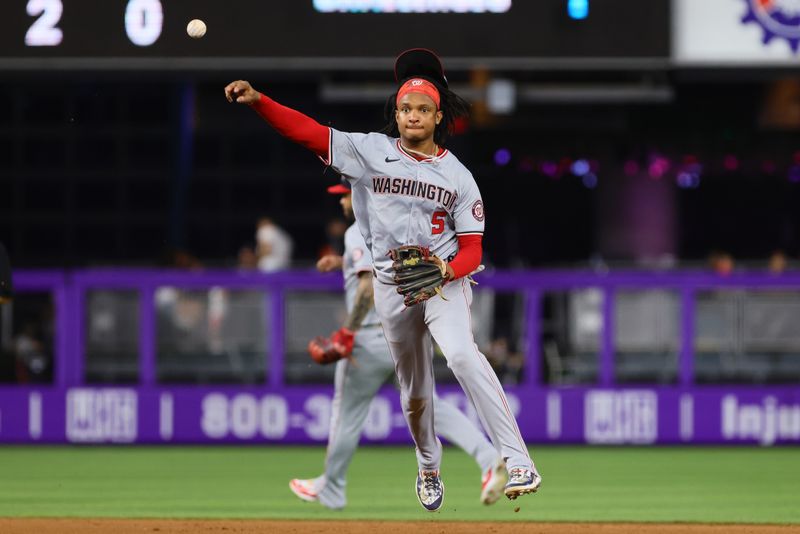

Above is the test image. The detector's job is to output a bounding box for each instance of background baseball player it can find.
[291,181,507,510]
[225,48,541,512]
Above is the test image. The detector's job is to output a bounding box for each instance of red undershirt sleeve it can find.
[249,93,329,159]
[448,234,482,280]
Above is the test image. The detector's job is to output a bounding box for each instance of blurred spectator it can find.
[163,248,203,270]
[708,250,734,276]
[768,249,788,274]
[237,244,258,270]
[256,217,293,272]
[485,337,524,385]
[14,322,49,383]
[207,287,227,355]
[156,288,208,355]
[318,217,348,258]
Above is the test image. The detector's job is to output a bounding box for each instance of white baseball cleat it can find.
[480,457,508,505]
[289,478,319,503]
[504,467,542,500]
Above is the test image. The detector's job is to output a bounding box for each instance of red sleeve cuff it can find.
[448,234,482,280]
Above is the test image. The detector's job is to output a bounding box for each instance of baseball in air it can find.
[186,19,207,39]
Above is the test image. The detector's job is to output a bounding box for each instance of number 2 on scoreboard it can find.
[25,0,63,47]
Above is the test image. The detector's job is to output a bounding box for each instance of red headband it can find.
[396,78,440,109]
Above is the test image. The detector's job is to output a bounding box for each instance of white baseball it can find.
[186,19,207,39]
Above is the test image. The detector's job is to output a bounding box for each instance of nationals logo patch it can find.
[471,200,485,222]
[352,248,364,261]
[741,0,800,53]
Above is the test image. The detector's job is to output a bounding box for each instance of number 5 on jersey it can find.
[431,210,447,235]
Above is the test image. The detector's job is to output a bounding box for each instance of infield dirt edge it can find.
[2,519,799,534]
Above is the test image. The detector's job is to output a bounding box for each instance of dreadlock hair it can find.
[381,78,470,147]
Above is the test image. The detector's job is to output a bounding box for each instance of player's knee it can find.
[407,397,428,413]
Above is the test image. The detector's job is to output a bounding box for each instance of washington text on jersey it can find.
[371,176,457,212]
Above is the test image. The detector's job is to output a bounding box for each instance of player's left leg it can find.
[373,279,440,471]
[373,278,444,511]
[425,278,541,499]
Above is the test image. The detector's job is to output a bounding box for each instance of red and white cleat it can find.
[289,478,319,503]
[480,457,508,505]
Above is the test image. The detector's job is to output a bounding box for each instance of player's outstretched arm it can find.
[224,80,261,104]
[224,79,329,158]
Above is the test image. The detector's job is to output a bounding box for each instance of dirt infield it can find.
[2,519,798,534]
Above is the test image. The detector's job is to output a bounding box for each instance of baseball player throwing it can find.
[291,180,507,509]
[225,48,541,512]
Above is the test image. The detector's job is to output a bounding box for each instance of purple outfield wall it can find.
[3,269,800,445]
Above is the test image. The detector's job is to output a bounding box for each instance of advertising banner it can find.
[1,386,798,446]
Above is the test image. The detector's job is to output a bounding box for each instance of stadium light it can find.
[494,148,512,166]
[567,0,588,20]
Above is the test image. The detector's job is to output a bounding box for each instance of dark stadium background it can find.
[2,75,797,268]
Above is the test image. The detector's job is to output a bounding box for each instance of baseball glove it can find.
[307,327,355,365]
[389,245,449,307]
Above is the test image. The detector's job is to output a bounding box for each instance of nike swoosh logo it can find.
[385,156,400,163]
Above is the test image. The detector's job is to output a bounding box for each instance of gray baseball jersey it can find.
[328,131,485,283]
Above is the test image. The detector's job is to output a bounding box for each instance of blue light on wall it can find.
[567,0,589,20]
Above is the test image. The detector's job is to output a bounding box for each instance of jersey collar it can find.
[396,140,448,164]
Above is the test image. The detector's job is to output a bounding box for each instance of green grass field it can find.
[0,446,798,524]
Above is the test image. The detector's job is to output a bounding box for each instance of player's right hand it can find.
[316,254,343,273]
[224,80,261,104]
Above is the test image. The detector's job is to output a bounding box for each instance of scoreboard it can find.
[0,0,669,70]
